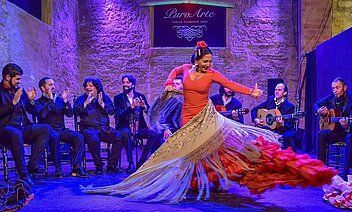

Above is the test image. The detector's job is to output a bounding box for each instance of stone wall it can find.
[0,0,79,128]
[0,0,51,88]
[332,0,352,35]
[78,0,299,124]
[49,0,80,93]
[302,0,332,53]
[78,0,151,97]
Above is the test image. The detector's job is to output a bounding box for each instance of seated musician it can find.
[114,74,160,172]
[145,76,183,160]
[211,85,244,123]
[315,77,352,178]
[251,83,296,151]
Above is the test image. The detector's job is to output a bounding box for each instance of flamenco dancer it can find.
[82,41,337,203]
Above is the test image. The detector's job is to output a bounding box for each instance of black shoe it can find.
[95,166,104,175]
[340,173,348,181]
[20,176,34,187]
[136,161,143,170]
[53,166,63,178]
[72,167,89,178]
[28,166,45,175]
[106,165,120,173]
[340,169,349,181]
[126,162,135,174]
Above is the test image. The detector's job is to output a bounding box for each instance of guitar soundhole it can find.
[266,114,274,125]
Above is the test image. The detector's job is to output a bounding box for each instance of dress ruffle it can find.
[323,175,352,209]
[191,136,337,194]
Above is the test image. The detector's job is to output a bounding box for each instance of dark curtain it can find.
[303,50,317,152]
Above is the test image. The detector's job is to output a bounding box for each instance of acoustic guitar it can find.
[319,108,352,130]
[257,108,305,130]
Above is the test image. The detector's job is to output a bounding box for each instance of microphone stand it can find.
[294,53,308,132]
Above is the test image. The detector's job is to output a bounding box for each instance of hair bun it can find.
[196,41,208,48]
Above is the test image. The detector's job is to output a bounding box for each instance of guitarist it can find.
[251,83,296,151]
[211,85,244,123]
[315,77,352,178]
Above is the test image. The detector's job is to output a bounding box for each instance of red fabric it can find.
[191,136,337,194]
[196,41,208,48]
[214,105,226,112]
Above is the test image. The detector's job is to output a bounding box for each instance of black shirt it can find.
[0,82,35,127]
[35,95,73,130]
[73,93,114,130]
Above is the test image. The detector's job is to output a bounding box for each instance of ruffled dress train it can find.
[82,101,337,203]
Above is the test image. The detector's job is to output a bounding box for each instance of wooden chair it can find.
[326,141,347,169]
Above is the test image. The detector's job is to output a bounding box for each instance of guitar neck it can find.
[280,112,305,120]
[329,117,352,123]
[220,109,246,116]
[281,114,294,120]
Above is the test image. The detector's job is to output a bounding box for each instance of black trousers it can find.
[135,128,162,165]
[0,124,52,178]
[261,126,296,151]
[116,127,134,164]
[317,129,352,170]
[82,126,124,168]
[279,130,296,151]
[50,128,84,169]
[117,127,161,165]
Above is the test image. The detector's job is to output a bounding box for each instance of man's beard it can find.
[224,92,233,97]
[123,86,133,93]
[335,92,346,99]
[10,81,19,89]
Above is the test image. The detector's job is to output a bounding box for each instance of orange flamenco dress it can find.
[81,64,337,203]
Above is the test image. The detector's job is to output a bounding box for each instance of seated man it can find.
[315,77,352,178]
[0,63,52,186]
[74,76,124,174]
[36,77,87,177]
[251,83,296,151]
[145,76,184,158]
[114,74,160,172]
[211,85,244,123]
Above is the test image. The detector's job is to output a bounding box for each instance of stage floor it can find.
[2,163,337,212]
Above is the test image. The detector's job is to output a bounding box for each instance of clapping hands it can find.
[61,88,70,103]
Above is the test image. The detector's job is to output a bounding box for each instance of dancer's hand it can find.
[165,85,173,92]
[250,83,262,98]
